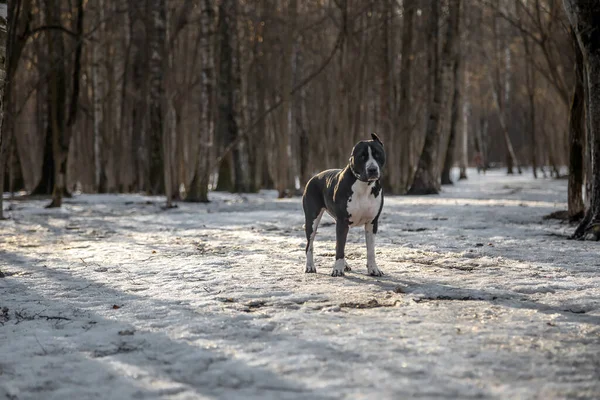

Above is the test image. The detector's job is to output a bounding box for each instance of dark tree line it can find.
[0,0,598,240]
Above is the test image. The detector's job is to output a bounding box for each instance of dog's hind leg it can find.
[304,209,324,273]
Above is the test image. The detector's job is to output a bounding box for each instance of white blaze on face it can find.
[365,146,380,179]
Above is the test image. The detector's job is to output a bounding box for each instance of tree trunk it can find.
[398,0,414,193]
[380,0,395,193]
[564,0,600,239]
[164,96,175,208]
[162,1,175,208]
[7,0,37,194]
[186,0,216,203]
[523,30,538,179]
[215,0,249,193]
[130,8,148,193]
[45,0,70,208]
[93,0,106,193]
[231,0,249,193]
[31,122,55,195]
[442,0,462,186]
[441,60,461,185]
[215,154,233,192]
[275,0,297,198]
[459,66,469,180]
[0,0,7,219]
[147,0,166,195]
[567,28,585,220]
[488,3,520,175]
[408,0,458,195]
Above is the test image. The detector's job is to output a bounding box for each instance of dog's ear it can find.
[371,133,383,146]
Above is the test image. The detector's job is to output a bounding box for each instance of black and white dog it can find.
[302,133,385,277]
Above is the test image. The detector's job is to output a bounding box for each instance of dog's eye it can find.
[362,154,368,160]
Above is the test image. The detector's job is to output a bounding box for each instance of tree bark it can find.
[459,66,469,180]
[567,28,585,220]
[442,0,462,185]
[408,0,458,195]
[7,0,40,194]
[487,2,520,175]
[130,6,148,193]
[275,0,297,198]
[231,6,250,194]
[147,0,166,195]
[441,60,461,185]
[564,0,600,239]
[45,0,70,208]
[186,0,216,203]
[93,0,106,192]
[0,0,7,219]
[215,0,249,193]
[523,28,538,179]
[398,0,414,193]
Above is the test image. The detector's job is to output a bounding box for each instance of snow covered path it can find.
[1,170,599,400]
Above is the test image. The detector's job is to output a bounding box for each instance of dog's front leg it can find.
[365,222,383,276]
[332,221,349,277]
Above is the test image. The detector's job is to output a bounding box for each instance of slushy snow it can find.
[1,169,599,399]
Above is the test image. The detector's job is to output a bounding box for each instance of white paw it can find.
[344,261,352,272]
[305,263,317,273]
[367,264,384,277]
[331,259,346,277]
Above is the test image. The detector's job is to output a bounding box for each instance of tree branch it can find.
[25,25,78,40]
[210,29,345,172]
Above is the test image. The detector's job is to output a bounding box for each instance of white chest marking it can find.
[347,180,381,227]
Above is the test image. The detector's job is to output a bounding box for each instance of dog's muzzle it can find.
[367,166,379,181]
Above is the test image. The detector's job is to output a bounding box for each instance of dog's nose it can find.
[367,166,378,176]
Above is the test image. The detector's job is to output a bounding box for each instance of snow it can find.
[1,169,599,399]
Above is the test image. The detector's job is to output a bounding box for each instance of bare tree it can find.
[567,28,585,220]
[0,0,577,211]
[46,0,84,208]
[147,0,167,196]
[397,0,415,193]
[186,0,217,203]
[215,0,249,193]
[408,0,460,194]
[564,0,600,239]
[522,18,538,178]
[4,0,34,197]
[486,0,521,175]
[459,63,470,180]
[0,0,7,219]
[442,0,464,185]
[275,0,297,198]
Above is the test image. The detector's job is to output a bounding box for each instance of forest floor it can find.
[1,169,600,400]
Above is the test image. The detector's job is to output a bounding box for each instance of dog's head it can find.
[349,133,386,182]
